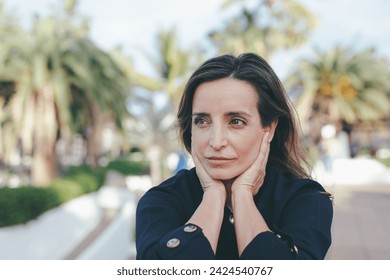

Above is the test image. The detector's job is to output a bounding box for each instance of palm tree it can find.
[141,28,202,104]
[0,2,35,171]
[209,0,316,59]
[0,1,129,185]
[0,3,18,167]
[287,46,390,144]
[64,37,129,167]
[112,28,201,184]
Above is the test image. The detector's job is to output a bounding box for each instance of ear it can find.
[264,118,278,143]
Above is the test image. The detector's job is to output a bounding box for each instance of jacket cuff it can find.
[240,231,298,260]
[156,224,215,259]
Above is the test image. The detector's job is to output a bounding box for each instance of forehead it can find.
[192,78,259,112]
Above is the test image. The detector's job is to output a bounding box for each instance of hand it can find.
[191,144,226,196]
[231,131,270,196]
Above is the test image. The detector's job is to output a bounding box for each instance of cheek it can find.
[191,129,207,151]
[237,148,257,170]
[237,131,263,163]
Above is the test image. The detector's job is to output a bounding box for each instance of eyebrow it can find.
[192,111,253,118]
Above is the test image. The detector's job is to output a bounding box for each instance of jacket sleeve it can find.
[136,190,215,259]
[240,190,333,260]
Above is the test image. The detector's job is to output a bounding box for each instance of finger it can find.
[259,132,271,170]
[242,131,269,178]
[241,131,268,174]
[252,131,269,170]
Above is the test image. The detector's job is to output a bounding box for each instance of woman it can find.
[136,53,333,260]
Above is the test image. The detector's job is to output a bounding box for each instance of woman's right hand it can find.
[191,145,226,196]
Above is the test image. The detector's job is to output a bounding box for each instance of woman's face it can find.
[191,77,267,181]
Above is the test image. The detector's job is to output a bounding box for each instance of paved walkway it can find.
[325,184,390,259]
[63,208,118,260]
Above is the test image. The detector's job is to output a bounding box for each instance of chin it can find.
[207,167,242,181]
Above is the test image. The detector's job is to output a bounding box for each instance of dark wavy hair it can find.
[177,53,310,178]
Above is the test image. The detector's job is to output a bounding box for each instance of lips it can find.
[205,156,235,168]
[206,156,234,161]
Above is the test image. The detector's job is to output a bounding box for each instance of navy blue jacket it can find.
[136,167,333,259]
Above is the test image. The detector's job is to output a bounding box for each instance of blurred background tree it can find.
[138,28,202,104]
[209,0,316,59]
[116,28,202,183]
[287,46,390,148]
[0,0,129,185]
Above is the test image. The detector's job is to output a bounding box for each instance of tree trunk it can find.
[31,86,58,186]
[32,144,57,186]
[85,99,103,167]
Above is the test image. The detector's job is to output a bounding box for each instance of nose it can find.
[209,124,227,150]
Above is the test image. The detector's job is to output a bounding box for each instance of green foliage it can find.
[290,47,390,124]
[0,0,130,184]
[0,165,107,228]
[0,158,150,228]
[378,158,390,168]
[66,164,106,190]
[106,159,150,176]
[0,186,60,227]
[209,0,316,58]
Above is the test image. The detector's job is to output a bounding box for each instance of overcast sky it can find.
[4,0,390,79]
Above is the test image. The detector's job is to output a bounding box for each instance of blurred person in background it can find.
[136,53,333,259]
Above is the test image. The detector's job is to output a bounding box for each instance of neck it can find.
[222,178,235,212]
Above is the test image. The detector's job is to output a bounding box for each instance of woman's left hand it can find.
[231,131,271,196]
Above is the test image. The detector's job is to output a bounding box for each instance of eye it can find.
[230,118,247,126]
[193,117,209,127]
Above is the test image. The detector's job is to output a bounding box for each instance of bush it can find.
[0,159,150,228]
[0,186,60,228]
[379,158,390,167]
[106,159,149,176]
[66,165,106,187]
[0,165,107,228]
[51,165,106,203]
[50,178,85,203]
